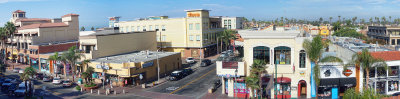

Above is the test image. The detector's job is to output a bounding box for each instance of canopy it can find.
[276,77,291,83]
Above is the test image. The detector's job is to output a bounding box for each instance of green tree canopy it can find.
[332,28,363,38]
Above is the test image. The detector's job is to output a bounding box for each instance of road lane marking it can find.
[169,68,215,94]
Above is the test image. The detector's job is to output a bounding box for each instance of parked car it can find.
[14,82,31,97]
[213,79,221,89]
[62,80,72,87]
[35,73,44,80]
[219,53,228,58]
[182,68,193,76]
[0,78,5,85]
[43,76,52,82]
[169,70,184,81]
[200,59,212,67]
[18,69,24,74]
[7,83,18,96]
[2,79,16,88]
[13,68,20,73]
[185,57,195,64]
[52,77,62,84]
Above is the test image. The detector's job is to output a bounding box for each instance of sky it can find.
[1,0,400,28]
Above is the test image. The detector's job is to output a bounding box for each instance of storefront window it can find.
[376,81,386,94]
[377,67,386,77]
[389,66,399,76]
[277,83,291,95]
[274,46,291,65]
[389,81,399,92]
[369,68,376,78]
[253,46,270,64]
[299,50,306,68]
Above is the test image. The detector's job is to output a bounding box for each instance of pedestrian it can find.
[124,79,127,87]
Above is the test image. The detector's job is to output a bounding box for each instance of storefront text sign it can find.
[187,13,200,17]
[320,66,355,78]
[142,61,154,68]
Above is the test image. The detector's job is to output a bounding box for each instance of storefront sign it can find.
[320,66,355,78]
[187,13,200,17]
[142,61,154,68]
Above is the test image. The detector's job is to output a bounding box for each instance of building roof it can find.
[16,18,51,22]
[18,22,68,30]
[238,30,301,39]
[184,9,210,12]
[62,13,79,17]
[13,10,25,13]
[370,51,400,61]
[91,51,180,63]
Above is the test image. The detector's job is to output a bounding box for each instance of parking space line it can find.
[169,68,215,94]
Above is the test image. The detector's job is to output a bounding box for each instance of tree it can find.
[245,59,267,98]
[0,27,6,66]
[4,22,16,69]
[369,17,373,25]
[218,29,237,51]
[48,52,66,77]
[381,16,386,25]
[19,66,36,97]
[352,16,357,25]
[338,15,341,22]
[80,27,85,31]
[62,46,83,82]
[332,22,342,31]
[343,88,386,99]
[332,28,363,38]
[302,36,343,95]
[346,49,387,88]
[389,16,392,25]
[329,17,333,24]
[319,17,323,24]
[91,27,94,31]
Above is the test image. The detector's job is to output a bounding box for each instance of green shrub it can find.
[75,85,81,91]
[84,83,96,87]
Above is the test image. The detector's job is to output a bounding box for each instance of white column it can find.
[221,77,225,94]
[228,78,234,97]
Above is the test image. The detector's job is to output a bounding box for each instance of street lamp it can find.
[234,69,238,98]
[156,49,160,84]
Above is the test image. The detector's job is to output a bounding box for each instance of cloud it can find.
[0,0,43,4]
[364,0,387,4]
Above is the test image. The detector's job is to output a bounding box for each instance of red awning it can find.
[276,77,291,83]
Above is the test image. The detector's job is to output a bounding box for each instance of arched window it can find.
[299,50,306,68]
[274,46,291,64]
[253,46,270,64]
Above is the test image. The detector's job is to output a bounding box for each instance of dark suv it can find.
[182,68,193,76]
[169,71,184,81]
[200,59,212,67]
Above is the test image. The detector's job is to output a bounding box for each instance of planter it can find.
[82,84,98,91]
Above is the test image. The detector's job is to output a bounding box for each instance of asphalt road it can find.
[74,94,152,99]
[146,63,218,98]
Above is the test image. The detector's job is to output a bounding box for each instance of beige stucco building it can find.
[216,30,312,98]
[116,9,226,58]
[3,10,79,75]
[220,17,244,30]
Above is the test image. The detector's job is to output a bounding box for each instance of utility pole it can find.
[274,60,278,99]
[156,49,160,83]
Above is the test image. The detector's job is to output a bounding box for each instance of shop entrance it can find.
[298,80,307,98]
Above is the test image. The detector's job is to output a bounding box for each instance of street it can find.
[146,62,219,98]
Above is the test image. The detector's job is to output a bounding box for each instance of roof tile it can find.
[370,51,400,61]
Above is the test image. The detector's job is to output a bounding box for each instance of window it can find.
[137,26,140,31]
[157,36,160,41]
[228,25,231,29]
[155,25,159,31]
[228,20,231,25]
[392,39,396,45]
[224,20,227,24]
[189,35,194,41]
[189,24,193,30]
[389,81,399,92]
[195,23,200,30]
[299,50,306,68]
[143,26,146,31]
[389,66,399,76]
[162,25,166,31]
[377,67,386,77]
[161,35,166,41]
[398,39,400,45]
[126,27,129,32]
[149,25,153,31]
[196,35,200,41]
[274,46,291,64]
[131,26,135,31]
[253,46,270,64]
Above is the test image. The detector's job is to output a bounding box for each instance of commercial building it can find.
[217,29,312,98]
[88,50,181,86]
[4,10,79,74]
[116,9,242,58]
[368,26,400,45]
[369,51,400,95]
[216,16,244,30]
[79,30,181,86]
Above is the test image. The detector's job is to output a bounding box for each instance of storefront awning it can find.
[276,77,291,83]
[320,78,339,87]
[339,78,356,87]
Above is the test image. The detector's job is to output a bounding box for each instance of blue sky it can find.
[1,0,400,28]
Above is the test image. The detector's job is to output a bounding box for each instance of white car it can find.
[13,68,21,73]
[185,57,195,64]
[62,80,72,87]
[18,69,24,74]
[52,77,62,84]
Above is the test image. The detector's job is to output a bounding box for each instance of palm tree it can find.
[345,48,387,88]
[319,17,323,24]
[80,27,85,31]
[352,17,357,25]
[302,36,343,95]
[338,16,341,22]
[329,17,333,24]
[369,18,373,25]
[19,66,36,97]
[48,52,66,77]
[389,16,392,25]
[218,29,237,51]
[0,27,6,66]
[62,46,83,82]
[245,59,267,98]
[4,22,16,68]
[381,16,386,25]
